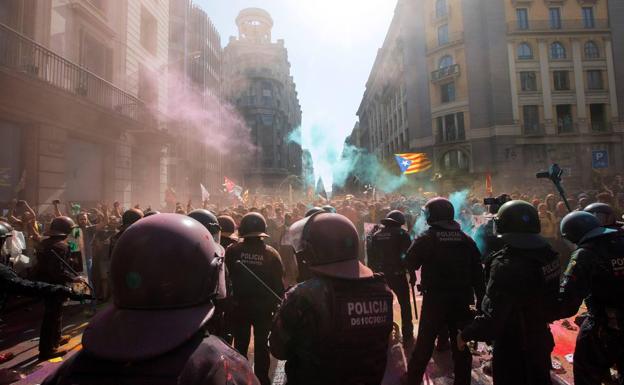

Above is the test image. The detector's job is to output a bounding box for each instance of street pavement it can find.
[0,293,577,385]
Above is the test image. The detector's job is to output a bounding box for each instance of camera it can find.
[483,194,511,207]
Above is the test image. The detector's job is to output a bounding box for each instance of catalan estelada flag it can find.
[394,153,432,175]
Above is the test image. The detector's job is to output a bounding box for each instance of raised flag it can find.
[394,153,432,175]
[223,177,237,193]
[200,184,210,202]
[485,173,493,196]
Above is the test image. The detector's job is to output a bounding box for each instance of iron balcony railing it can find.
[0,22,145,122]
[431,64,460,82]
[508,19,609,33]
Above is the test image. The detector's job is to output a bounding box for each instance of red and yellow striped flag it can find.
[394,153,432,175]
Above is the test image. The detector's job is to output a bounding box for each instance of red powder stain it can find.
[551,320,577,356]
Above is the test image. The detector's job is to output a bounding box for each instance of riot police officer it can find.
[459,200,561,385]
[474,194,511,262]
[584,202,624,231]
[35,216,84,359]
[367,210,414,342]
[217,215,239,250]
[108,208,143,260]
[558,211,623,385]
[224,212,284,385]
[405,197,485,385]
[271,212,394,385]
[295,207,324,283]
[189,209,222,244]
[42,214,259,385]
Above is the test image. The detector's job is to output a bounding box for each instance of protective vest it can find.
[283,275,393,385]
[369,226,409,274]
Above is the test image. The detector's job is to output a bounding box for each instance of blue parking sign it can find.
[592,150,609,169]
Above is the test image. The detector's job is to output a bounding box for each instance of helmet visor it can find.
[284,216,313,254]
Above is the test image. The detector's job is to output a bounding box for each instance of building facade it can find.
[222,8,302,191]
[168,0,223,202]
[357,0,624,191]
[0,0,171,211]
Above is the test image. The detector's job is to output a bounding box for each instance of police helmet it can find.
[494,200,540,234]
[238,212,269,238]
[188,209,221,239]
[583,203,618,227]
[0,221,12,243]
[381,210,406,226]
[45,216,77,237]
[560,211,616,245]
[121,208,144,229]
[82,214,222,362]
[423,197,454,224]
[305,207,323,217]
[143,210,160,217]
[217,215,237,240]
[321,205,336,213]
[287,212,371,279]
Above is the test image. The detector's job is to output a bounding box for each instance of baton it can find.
[236,260,282,303]
[51,249,95,293]
[410,280,419,320]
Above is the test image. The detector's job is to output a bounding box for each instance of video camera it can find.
[483,194,511,207]
[536,163,564,184]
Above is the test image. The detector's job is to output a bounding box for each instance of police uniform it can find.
[405,221,485,385]
[225,238,284,385]
[270,274,393,385]
[461,241,560,385]
[35,237,75,357]
[367,223,413,339]
[0,264,78,306]
[42,332,259,385]
[559,231,624,385]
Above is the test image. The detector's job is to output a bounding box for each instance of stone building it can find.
[222,8,302,191]
[0,0,170,211]
[356,0,624,191]
[168,0,223,202]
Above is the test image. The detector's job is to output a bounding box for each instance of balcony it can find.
[508,19,609,33]
[431,64,460,83]
[0,22,146,122]
[590,121,612,133]
[522,123,545,135]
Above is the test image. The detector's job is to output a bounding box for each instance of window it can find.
[439,55,453,69]
[550,42,566,59]
[436,113,465,143]
[138,64,158,105]
[556,105,574,133]
[517,43,533,59]
[140,7,158,55]
[582,7,595,28]
[590,104,607,131]
[523,105,541,134]
[520,71,537,91]
[440,82,455,103]
[516,8,529,30]
[587,70,603,90]
[584,41,600,59]
[553,71,570,90]
[549,8,561,29]
[438,24,449,45]
[436,0,447,18]
[441,150,469,171]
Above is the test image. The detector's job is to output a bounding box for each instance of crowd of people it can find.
[1,179,623,385]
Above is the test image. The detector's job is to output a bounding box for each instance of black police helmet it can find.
[560,211,616,245]
[45,216,77,237]
[0,221,12,239]
[494,200,540,234]
[188,209,221,236]
[305,207,323,217]
[423,197,454,224]
[381,210,406,226]
[583,203,617,227]
[121,208,144,228]
[322,205,336,213]
[238,212,269,238]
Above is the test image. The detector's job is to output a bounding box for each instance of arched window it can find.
[441,150,469,171]
[550,42,566,59]
[517,43,533,59]
[438,55,454,69]
[584,40,600,59]
[436,0,447,17]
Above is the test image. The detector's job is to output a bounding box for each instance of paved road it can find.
[0,294,576,384]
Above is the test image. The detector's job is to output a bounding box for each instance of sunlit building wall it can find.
[358,0,623,190]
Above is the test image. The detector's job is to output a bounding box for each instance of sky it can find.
[197,0,398,189]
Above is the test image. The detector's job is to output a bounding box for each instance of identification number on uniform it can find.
[338,296,392,329]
